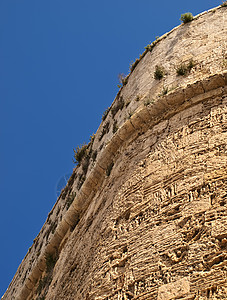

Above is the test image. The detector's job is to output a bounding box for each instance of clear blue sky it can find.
[0,0,221,296]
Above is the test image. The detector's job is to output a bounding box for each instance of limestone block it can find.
[37,256,46,272]
[49,231,62,249]
[202,74,226,92]
[64,206,79,227]
[146,104,160,119]
[29,264,42,282]
[211,217,227,239]
[136,106,151,124]
[204,166,227,183]
[105,134,122,155]
[72,192,85,211]
[82,176,96,192]
[96,147,113,170]
[166,88,185,107]
[189,86,223,105]
[130,112,145,130]
[55,218,70,238]
[45,242,57,255]
[29,273,38,286]
[184,81,204,100]
[209,132,227,149]
[19,286,30,300]
[152,224,182,251]
[117,119,135,140]
[154,96,170,113]
[24,278,33,290]
[88,165,104,185]
[180,102,203,121]
[80,182,92,197]
[152,120,168,135]
[157,277,190,300]
[182,200,211,216]
[223,70,227,84]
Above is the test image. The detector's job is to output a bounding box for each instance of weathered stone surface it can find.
[2,5,227,300]
[157,278,190,300]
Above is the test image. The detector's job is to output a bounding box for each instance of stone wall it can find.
[2,5,227,300]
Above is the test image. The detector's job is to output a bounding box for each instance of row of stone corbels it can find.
[18,71,227,300]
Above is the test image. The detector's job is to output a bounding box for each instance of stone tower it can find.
[2,5,227,300]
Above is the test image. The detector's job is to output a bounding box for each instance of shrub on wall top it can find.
[180,12,193,23]
[73,144,87,164]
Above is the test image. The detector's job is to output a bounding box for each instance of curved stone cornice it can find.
[2,4,227,298]
[17,71,227,300]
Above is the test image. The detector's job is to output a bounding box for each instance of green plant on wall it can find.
[36,253,57,298]
[45,253,57,273]
[73,144,87,164]
[145,44,155,52]
[118,73,124,84]
[187,59,195,71]
[160,86,169,96]
[130,58,140,72]
[144,37,159,52]
[118,73,128,87]
[77,173,85,190]
[66,192,76,210]
[176,63,188,76]
[102,107,110,121]
[99,121,110,141]
[176,59,195,76]
[112,120,118,134]
[154,65,166,80]
[180,12,193,23]
[111,96,124,118]
[91,149,97,161]
[144,98,155,106]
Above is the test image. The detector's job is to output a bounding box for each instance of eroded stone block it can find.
[157,277,190,300]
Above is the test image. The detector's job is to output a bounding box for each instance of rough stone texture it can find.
[2,5,227,300]
[43,90,226,300]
